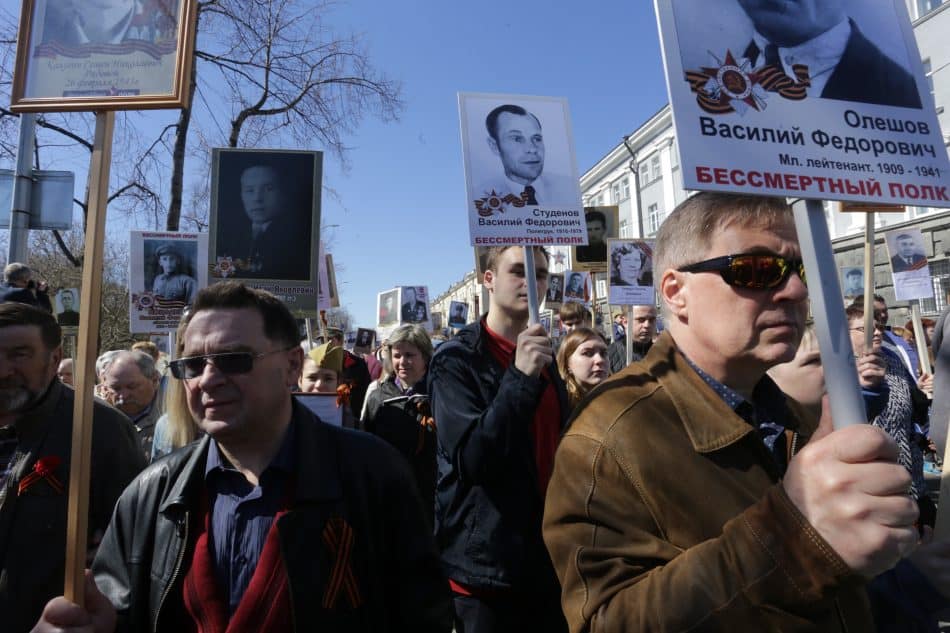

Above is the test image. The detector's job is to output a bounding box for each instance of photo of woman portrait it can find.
[610,242,653,287]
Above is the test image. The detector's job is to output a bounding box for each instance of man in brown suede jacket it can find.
[543,192,920,632]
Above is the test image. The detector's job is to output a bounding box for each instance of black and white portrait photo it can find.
[671,0,922,109]
[608,239,656,306]
[460,93,583,245]
[130,231,208,333]
[885,227,934,301]
[573,206,619,272]
[563,271,588,303]
[887,231,928,273]
[448,301,469,328]
[841,266,864,298]
[378,289,399,327]
[55,288,80,327]
[146,240,198,305]
[211,149,321,282]
[546,273,564,305]
[354,328,376,354]
[609,241,653,287]
[400,286,429,324]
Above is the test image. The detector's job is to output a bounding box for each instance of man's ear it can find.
[483,268,495,292]
[660,269,688,319]
[286,345,304,386]
[487,135,500,157]
[48,345,63,382]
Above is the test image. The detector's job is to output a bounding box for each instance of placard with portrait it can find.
[209,148,322,317]
[608,238,655,306]
[572,206,619,272]
[12,0,197,111]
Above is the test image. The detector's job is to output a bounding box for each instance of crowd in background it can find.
[5,189,950,632]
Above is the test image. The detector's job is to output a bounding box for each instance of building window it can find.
[650,155,662,182]
[917,0,947,19]
[621,177,630,200]
[669,142,679,168]
[611,181,621,203]
[619,218,629,238]
[647,203,662,235]
[638,162,649,185]
[922,259,949,314]
[922,58,935,96]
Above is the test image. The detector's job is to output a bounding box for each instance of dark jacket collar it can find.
[160,398,343,513]
[446,317,571,428]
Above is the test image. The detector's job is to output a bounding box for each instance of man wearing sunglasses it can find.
[545,192,920,631]
[33,282,452,632]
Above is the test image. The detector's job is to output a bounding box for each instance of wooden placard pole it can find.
[626,305,635,366]
[910,301,932,376]
[524,247,540,326]
[863,214,875,351]
[64,111,115,603]
[589,273,597,330]
[792,199,867,429]
[305,317,314,348]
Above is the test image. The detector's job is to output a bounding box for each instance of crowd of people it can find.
[2,192,950,632]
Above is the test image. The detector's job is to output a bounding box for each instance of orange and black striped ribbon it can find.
[321,517,362,610]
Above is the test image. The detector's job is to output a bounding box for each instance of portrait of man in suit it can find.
[565,272,586,301]
[448,301,469,328]
[575,209,608,264]
[546,273,564,303]
[842,267,864,297]
[735,0,921,108]
[55,288,79,326]
[400,286,428,323]
[355,328,375,350]
[890,233,927,272]
[474,104,578,205]
[213,151,316,281]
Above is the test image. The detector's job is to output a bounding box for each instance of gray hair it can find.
[654,192,793,278]
[95,350,122,379]
[102,350,159,382]
[386,324,434,365]
[3,263,31,285]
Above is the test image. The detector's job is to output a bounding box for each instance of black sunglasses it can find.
[677,253,806,290]
[168,348,291,380]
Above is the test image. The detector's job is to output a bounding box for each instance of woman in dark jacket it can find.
[362,324,436,526]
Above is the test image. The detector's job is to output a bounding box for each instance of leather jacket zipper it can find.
[155,511,189,632]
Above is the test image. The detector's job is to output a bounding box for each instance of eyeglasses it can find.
[677,253,806,290]
[168,348,291,380]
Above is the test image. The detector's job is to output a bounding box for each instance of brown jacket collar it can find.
[646,332,811,454]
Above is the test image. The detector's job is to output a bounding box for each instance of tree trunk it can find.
[166,13,201,231]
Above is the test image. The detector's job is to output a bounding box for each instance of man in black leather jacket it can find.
[34,282,451,633]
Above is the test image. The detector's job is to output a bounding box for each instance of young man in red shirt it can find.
[428,246,569,633]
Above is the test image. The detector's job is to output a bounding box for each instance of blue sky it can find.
[323,0,669,327]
